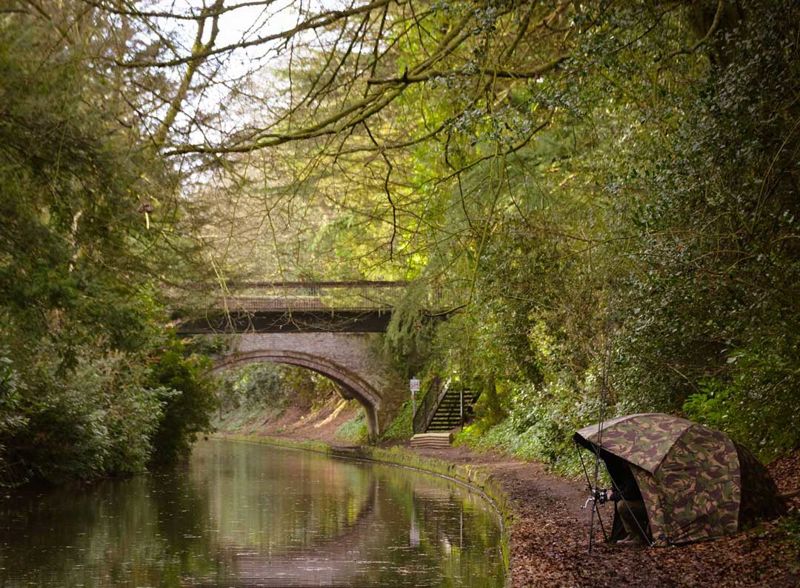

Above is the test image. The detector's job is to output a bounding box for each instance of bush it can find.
[682,347,800,461]
[148,342,216,464]
[1,346,164,484]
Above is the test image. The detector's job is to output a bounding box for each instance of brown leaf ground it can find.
[411,445,800,587]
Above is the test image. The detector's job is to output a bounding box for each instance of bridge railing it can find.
[210,281,408,313]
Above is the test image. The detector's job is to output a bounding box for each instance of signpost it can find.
[409,376,421,417]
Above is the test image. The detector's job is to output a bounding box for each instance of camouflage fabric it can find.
[576,413,694,473]
[652,424,739,543]
[630,466,665,544]
[735,442,786,525]
[575,413,784,545]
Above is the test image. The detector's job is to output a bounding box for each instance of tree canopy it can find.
[0,3,216,484]
[1,0,798,483]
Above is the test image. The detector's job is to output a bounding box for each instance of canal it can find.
[0,439,507,587]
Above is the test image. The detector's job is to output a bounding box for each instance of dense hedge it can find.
[0,14,215,485]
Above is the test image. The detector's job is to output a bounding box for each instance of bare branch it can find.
[152,0,224,147]
[118,0,403,68]
[366,54,569,85]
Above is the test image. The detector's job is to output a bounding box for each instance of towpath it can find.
[409,444,800,587]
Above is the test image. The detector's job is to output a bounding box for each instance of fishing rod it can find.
[576,442,608,550]
[585,321,613,553]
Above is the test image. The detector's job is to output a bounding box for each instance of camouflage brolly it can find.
[574,413,784,545]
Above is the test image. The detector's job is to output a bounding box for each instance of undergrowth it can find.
[335,408,369,443]
[454,419,584,477]
[380,400,413,442]
[779,511,800,550]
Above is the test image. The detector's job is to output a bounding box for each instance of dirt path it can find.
[215,397,362,444]
[409,444,800,587]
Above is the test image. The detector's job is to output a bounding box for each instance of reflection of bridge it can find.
[191,462,487,588]
[195,477,380,588]
[179,282,417,439]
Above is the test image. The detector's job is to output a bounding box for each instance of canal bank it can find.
[217,430,800,588]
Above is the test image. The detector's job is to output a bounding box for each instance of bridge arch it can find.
[178,282,420,441]
[212,349,381,437]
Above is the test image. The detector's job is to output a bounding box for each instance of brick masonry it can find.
[212,332,407,438]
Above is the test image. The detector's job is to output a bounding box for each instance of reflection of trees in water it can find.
[188,458,505,588]
[190,441,377,552]
[0,471,218,586]
[194,478,379,587]
[367,465,506,587]
[149,464,218,574]
[172,443,504,587]
[0,441,505,587]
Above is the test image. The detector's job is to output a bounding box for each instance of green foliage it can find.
[2,345,164,484]
[0,349,26,485]
[217,363,339,416]
[220,363,287,413]
[183,335,230,358]
[455,378,600,476]
[5,0,798,484]
[380,400,414,442]
[683,349,800,461]
[335,409,369,444]
[386,0,800,468]
[384,283,438,376]
[148,342,216,465]
[0,10,213,485]
[613,2,800,456]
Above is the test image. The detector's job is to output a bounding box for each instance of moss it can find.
[379,399,414,441]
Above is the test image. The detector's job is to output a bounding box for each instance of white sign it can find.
[409,377,421,393]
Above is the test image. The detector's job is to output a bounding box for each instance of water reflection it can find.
[0,439,506,587]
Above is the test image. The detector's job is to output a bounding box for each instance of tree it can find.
[0,3,213,484]
[8,0,795,472]
[148,342,216,464]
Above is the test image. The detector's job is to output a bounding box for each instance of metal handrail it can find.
[206,281,407,313]
[412,377,449,434]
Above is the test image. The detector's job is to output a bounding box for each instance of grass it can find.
[334,406,369,443]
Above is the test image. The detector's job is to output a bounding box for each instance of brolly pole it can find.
[588,484,598,553]
[589,439,603,553]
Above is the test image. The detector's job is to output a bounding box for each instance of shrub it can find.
[148,342,216,464]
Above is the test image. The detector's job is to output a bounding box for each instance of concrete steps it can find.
[410,432,453,449]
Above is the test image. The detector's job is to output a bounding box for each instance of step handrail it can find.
[412,377,450,434]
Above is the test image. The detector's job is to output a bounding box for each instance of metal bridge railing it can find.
[210,281,407,313]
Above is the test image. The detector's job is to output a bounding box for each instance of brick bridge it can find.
[178,282,415,438]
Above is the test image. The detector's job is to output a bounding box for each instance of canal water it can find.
[0,439,506,587]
